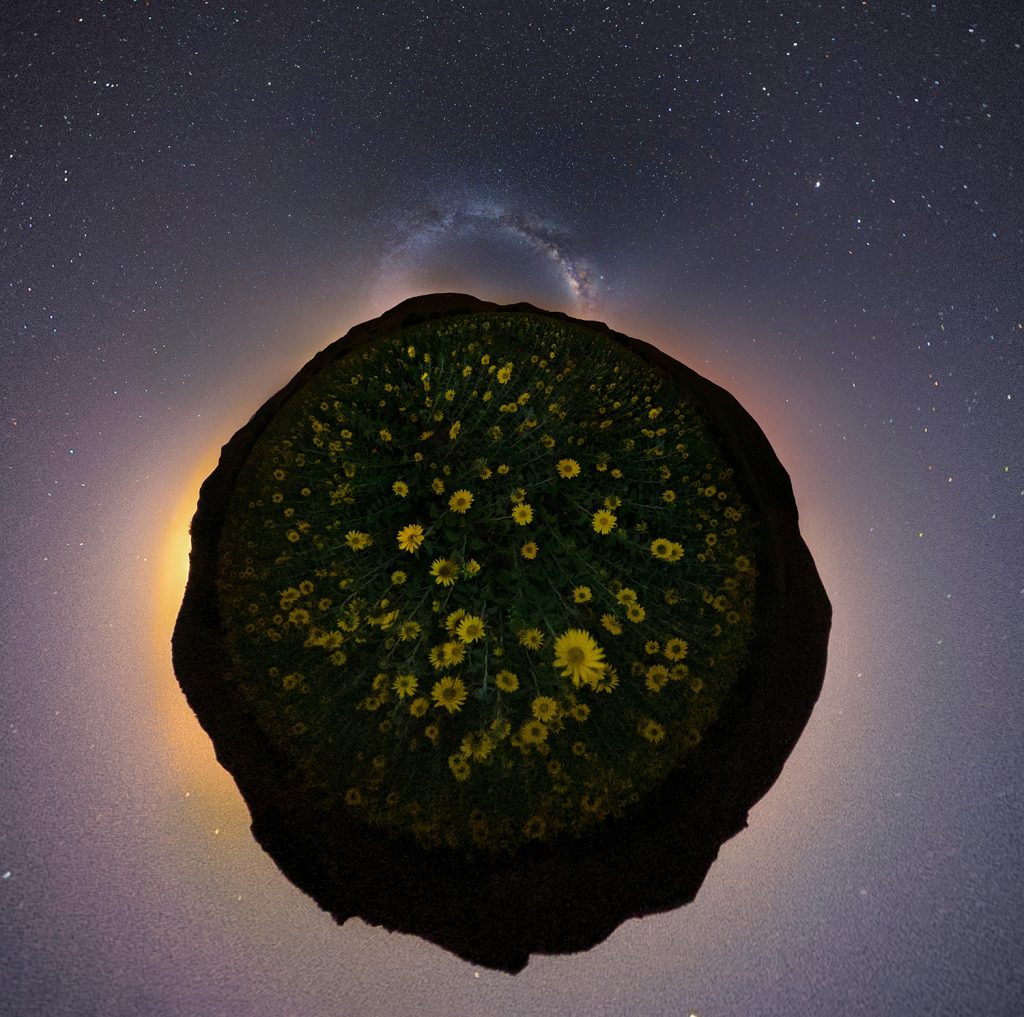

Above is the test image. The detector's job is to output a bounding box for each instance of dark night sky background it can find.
[2,2,1021,1014]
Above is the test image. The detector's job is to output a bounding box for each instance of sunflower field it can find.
[216,311,758,856]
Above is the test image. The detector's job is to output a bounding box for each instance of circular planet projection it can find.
[172,292,831,973]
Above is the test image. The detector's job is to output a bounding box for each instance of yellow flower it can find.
[552,628,607,688]
[441,640,466,666]
[626,602,646,623]
[600,613,622,636]
[392,480,409,497]
[664,541,684,562]
[531,696,560,723]
[409,696,429,717]
[520,541,539,560]
[510,487,526,504]
[645,640,660,654]
[604,494,622,509]
[556,458,581,478]
[449,420,461,440]
[512,502,533,525]
[431,477,445,495]
[463,558,481,577]
[735,555,751,572]
[392,674,418,698]
[519,719,549,745]
[398,620,422,641]
[662,489,676,503]
[430,558,459,586]
[445,608,467,635]
[456,614,485,643]
[449,488,474,513]
[431,676,468,713]
[379,428,392,442]
[495,670,519,692]
[650,537,672,559]
[396,523,425,553]
[615,587,638,606]
[592,509,617,534]
[496,363,513,383]
[572,585,593,604]
[645,665,670,692]
[518,627,545,650]
[639,719,666,743]
[663,637,689,661]
[345,530,373,551]
[391,570,407,584]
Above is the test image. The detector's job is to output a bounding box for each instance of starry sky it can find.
[2,2,1021,1014]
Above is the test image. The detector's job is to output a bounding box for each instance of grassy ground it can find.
[216,311,758,855]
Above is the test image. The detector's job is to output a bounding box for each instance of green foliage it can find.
[216,312,758,856]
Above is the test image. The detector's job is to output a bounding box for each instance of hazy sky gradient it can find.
[2,3,1021,1014]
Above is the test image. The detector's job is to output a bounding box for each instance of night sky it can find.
[3,3,1022,1015]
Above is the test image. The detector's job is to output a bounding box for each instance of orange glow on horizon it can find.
[152,447,240,804]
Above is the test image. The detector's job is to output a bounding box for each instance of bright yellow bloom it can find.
[345,530,373,551]
[445,608,467,634]
[392,480,409,497]
[626,602,646,623]
[449,421,461,440]
[396,523,425,553]
[520,541,539,560]
[510,487,526,504]
[449,489,474,513]
[495,670,519,692]
[531,696,560,723]
[662,489,676,503]
[572,585,593,604]
[592,509,617,534]
[456,614,485,643]
[660,540,683,561]
[463,558,481,577]
[552,628,607,688]
[518,627,545,650]
[615,587,638,606]
[430,558,459,586]
[600,613,623,636]
[391,570,407,584]
[556,458,581,478]
[431,676,468,713]
[441,641,466,666]
[496,363,513,383]
[512,502,533,525]
[431,477,445,495]
[379,428,392,442]
[663,637,689,661]
[392,674,418,698]
[650,537,672,559]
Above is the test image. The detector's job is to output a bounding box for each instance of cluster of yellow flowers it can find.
[217,312,758,854]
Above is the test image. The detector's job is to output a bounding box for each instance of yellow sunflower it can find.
[556,458,581,478]
[592,509,617,534]
[429,557,459,586]
[518,628,545,650]
[396,523,425,553]
[431,676,468,714]
[520,541,539,560]
[456,614,486,643]
[512,502,534,525]
[448,489,474,513]
[552,628,607,688]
